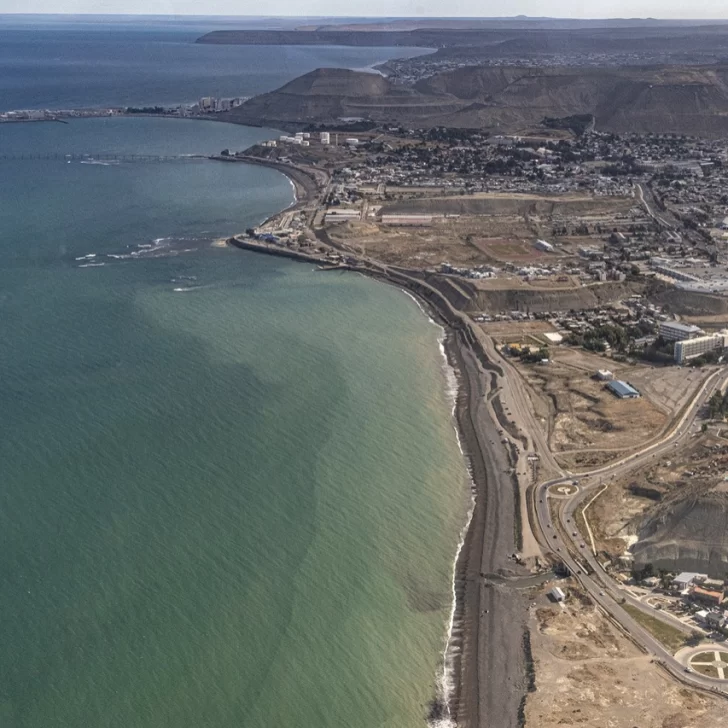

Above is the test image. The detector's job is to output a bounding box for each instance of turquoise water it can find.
[0,117,469,726]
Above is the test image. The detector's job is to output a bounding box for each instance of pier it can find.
[0,152,208,163]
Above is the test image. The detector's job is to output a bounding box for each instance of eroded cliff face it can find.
[631,485,728,578]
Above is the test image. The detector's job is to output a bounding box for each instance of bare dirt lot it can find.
[478,320,560,345]
[526,584,727,728]
[326,219,489,268]
[512,348,667,468]
[324,192,637,269]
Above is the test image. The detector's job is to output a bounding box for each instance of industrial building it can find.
[548,586,566,603]
[674,333,728,364]
[324,208,361,224]
[380,213,436,226]
[606,380,641,399]
[658,321,704,342]
[534,239,554,252]
[595,369,614,381]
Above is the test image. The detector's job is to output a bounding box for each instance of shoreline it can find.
[226,153,531,727]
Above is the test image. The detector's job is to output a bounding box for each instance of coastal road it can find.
[533,366,728,697]
[636,183,675,230]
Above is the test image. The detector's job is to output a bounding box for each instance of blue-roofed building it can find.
[606,380,641,399]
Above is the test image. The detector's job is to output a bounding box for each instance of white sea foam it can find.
[78,262,106,268]
[401,287,476,726]
[434,335,476,728]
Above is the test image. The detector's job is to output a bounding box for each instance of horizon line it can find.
[2,12,728,22]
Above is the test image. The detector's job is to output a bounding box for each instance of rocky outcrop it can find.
[631,486,728,578]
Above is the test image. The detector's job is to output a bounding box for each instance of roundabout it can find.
[675,645,728,682]
[548,482,579,498]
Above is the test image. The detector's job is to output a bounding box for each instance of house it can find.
[691,586,725,608]
[705,611,727,630]
[595,369,614,381]
[695,609,711,624]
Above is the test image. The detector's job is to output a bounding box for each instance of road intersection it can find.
[531,365,728,695]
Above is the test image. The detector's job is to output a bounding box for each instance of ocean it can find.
[0,15,428,111]
[0,18,469,728]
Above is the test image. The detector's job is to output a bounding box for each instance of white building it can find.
[534,239,554,253]
[320,132,331,145]
[674,334,728,364]
[380,214,435,226]
[596,369,614,381]
[658,321,704,342]
[548,586,566,603]
[672,572,708,592]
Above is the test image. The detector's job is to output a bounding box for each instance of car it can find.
[599,591,605,596]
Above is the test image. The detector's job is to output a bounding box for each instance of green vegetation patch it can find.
[693,663,720,677]
[622,604,687,652]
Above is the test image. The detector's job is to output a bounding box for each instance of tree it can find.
[658,570,673,591]
[686,630,703,647]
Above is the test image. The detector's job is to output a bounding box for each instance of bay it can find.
[0,27,467,728]
[0,15,428,111]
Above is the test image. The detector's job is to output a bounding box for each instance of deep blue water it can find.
[0,15,428,111]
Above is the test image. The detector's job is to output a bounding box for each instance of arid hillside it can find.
[632,485,728,578]
[226,64,728,137]
[224,68,462,128]
[416,65,728,136]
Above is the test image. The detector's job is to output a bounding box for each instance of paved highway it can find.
[533,366,728,696]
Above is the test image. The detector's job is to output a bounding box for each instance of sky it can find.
[0,1,727,20]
